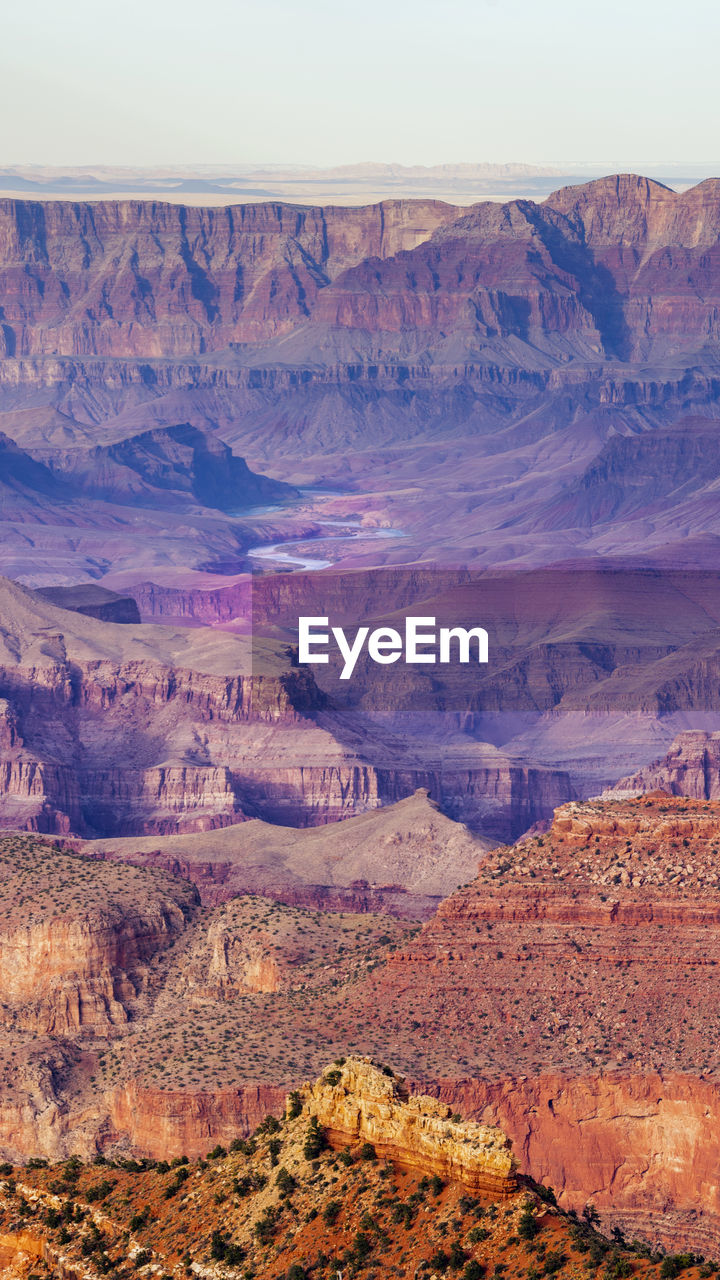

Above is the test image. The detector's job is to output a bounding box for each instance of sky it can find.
[2,0,718,167]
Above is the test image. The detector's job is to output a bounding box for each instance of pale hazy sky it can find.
[2,0,718,167]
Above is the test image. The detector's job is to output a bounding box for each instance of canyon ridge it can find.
[3,174,720,1268]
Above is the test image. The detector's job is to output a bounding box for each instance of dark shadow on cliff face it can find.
[525,204,633,360]
[36,584,142,624]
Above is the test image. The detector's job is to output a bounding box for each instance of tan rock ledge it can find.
[303,1055,517,1194]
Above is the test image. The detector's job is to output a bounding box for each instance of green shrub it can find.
[256,1114,281,1135]
[287,1091,303,1120]
[63,1157,82,1184]
[129,1206,151,1231]
[163,1165,190,1199]
[303,1116,326,1160]
[210,1229,245,1265]
[587,1238,610,1266]
[449,1241,468,1269]
[429,1250,450,1272]
[605,1253,633,1278]
[518,1210,540,1241]
[85,1179,116,1203]
[660,1256,699,1279]
[276,1167,296,1196]
[464,1264,485,1280]
[230,1137,256,1156]
[353,1232,373,1260]
[323,1200,342,1225]
[535,1183,557,1206]
[541,1251,567,1276]
[392,1202,415,1227]
[254,1206,279,1245]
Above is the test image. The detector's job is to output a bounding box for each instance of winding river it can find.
[247,518,406,571]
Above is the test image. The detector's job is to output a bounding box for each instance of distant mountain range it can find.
[0,160,717,204]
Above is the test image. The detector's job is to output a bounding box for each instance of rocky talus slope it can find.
[85,792,720,1252]
[0,1059,705,1280]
